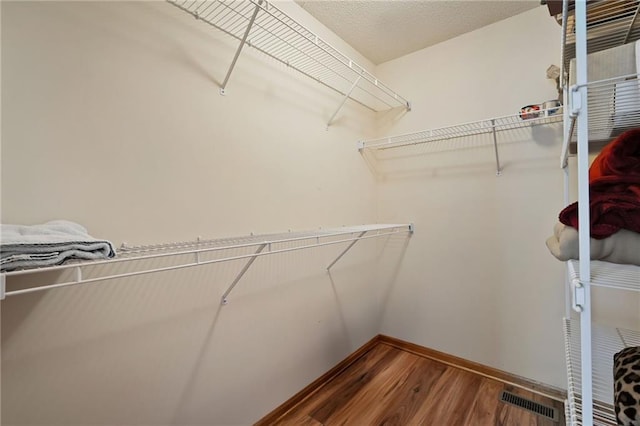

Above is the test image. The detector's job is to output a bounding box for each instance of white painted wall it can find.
[373,6,569,389]
[4,2,631,424]
[0,2,403,424]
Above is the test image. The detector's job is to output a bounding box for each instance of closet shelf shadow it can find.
[0,224,413,303]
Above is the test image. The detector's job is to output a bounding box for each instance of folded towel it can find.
[1,220,115,272]
[546,222,640,265]
[560,128,640,239]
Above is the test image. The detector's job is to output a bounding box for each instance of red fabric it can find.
[559,128,640,239]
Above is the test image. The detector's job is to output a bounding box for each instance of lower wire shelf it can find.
[1,224,413,301]
[564,318,640,425]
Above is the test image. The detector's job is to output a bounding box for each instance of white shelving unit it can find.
[358,109,563,174]
[0,224,413,304]
[558,0,640,425]
[167,0,410,127]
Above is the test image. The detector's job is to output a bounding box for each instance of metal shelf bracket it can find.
[219,0,263,95]
[327,75,362,129]
[327,231,366,271]
[221,243,267,305]
[1,274,5,300]
[491,120,502,176]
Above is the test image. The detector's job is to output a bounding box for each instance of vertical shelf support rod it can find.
[219,0,263,95]
[575,0,593,424]
[491,119,501,175]
[327,231,367,271]
[327,75,362,129]
[221,243,267,304]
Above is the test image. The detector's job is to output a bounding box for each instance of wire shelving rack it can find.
[0,224,413,304]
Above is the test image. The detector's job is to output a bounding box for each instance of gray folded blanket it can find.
[1,220,115,272]
[546,222,640,266]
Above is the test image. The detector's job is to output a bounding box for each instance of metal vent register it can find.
[499,390,559,422]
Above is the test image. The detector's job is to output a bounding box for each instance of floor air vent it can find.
[499,390,559,422]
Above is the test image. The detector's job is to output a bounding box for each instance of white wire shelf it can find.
[561,73,640,167]
[358,109,562,174]
[564,318,640,426]
[359,110,563,151]
[567,259,640,292]
[167,0,410,124]
[0,223,413,303]
[560,0,640,73]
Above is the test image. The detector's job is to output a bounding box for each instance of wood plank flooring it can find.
[259,342,564,425]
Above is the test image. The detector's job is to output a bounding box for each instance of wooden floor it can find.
[259,341,565,425]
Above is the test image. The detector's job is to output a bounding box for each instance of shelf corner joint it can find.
[491,119,502,175]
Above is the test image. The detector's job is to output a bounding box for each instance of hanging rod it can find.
[166,0,410,121]
[0,224,413,302]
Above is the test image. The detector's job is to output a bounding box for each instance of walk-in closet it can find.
[1,1,638,425]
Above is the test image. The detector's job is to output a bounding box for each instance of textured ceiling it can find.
[296,1,540,64]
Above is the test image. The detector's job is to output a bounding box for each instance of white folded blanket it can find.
[546,222,640,266]
[1,220,115,271]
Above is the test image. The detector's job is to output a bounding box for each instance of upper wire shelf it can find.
[358,109,562,174]
[167,0,410,119]
[358,109,563,151]
[559,0,640,73]
[0,224,413,303]
[561,73,640,167]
